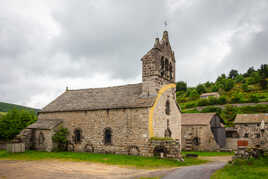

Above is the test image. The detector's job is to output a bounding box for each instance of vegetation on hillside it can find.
[0,109,37,141]
[176,64,268,109]
[0,102,40,113]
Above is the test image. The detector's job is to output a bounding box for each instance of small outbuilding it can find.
[181,113,225,151]
[200,92,220,99]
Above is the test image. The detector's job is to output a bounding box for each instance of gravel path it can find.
[162,161,227,179]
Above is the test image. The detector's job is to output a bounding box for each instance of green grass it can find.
[211,157,268,179]
[0,150,208,169]
[182,151,234,156]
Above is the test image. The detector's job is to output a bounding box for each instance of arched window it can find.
[164,128,172,138]
[165,58,169,72]
[74,129,82,144]
[104,128,112,145]
[160,57,165,77]
[39,132,45,145]
[169,63,173,80]
[165,100,170,115]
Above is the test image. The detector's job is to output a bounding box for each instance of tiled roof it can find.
[27,119,62,130]
[40,83,156,113]
[181,113,216,125]
[234,113,268,124]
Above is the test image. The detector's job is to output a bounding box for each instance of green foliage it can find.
[223,79,234,91]
[182,151,233,157]
[201,106,222,114]
[241,83,249,92]
[184,101,197,108]
[238,104,268,114]
[196,84,206,94]
[0,109,37,141]
[248,72,261,84]
[189,89,200,100]
[0,102,40,113]
[218,96,227,105]
[259,64,268,78]
[208,97,218,105]
[52,127,69,151]
[176,81,187,92]
[197,98,209,106]
[234,74,244,83]
[244,66,256,77]
[0,150,208,169]
[150,137,173,141]
[259,79,267,89]
[220,105,237,126]
[249,94,259,103]
[228,69,239,79]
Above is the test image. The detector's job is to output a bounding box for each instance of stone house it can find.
[18,31,182,157]
[181,113,225,151]
[225,113,268,150]
[200,92,220,99]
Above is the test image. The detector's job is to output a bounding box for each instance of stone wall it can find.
[181,125,220,151]
[225,138,238,151]
[38,108,150,155]
[147,139,180,158]
[152,87,181,141]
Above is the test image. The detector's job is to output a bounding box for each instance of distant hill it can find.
[0,102,40,113]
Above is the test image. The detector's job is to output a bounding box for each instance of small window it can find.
[74,129,82,144]
[161,57,165,71]
[257,123,260,127]
[104,128,112,145]
[244,133,249,138]
[169,63,172,80]
[165,58,169,72]
[256,134,260,138]
[39,132,45,145]
[165,100,170,115]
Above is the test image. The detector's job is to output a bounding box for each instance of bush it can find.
[238,104,268,114]
[201,106,222,114]
[260,79,267,89]
[0,109,37,141]
[184,102,197,108]
[197,99,209,106]
[189,89,200,100]
[208,96,218,105]
[52,127,69,151]
[217,96,227,105]
[196,84,206,94]
[249,94,259,103]
[220,105,238,126]
[231,93,242,103]
[242,83,249,92]
[176,81,187,92]
[223,79,234,91]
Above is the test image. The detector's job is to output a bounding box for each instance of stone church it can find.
[18,31,182,157]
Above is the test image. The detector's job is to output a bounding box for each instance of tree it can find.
[0,109,37,140]
[231,92,242,103]
[217,96,227,105]
[260,79,268,89]
[259,64,268,78]
[234,74,244,83]
[223,79,234,91]
[244,66,255,77]
[249,94,259,103]
[196,84,206,94]
[229,69,239,79]
[52,127,69,151]
[216,74,226,83]
[176,81,187,92]
[220,105,238,126]
[248,72,261,84]
[242,83,249,92]
[189,89,199,100]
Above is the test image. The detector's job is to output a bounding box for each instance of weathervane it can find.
[164,20,168,28]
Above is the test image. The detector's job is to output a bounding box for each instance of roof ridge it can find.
[67,83,142,91]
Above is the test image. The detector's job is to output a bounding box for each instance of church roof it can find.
[234,113,268,124]
[27,119,63,129]
[181,113,216,125]
[40,83,156,113]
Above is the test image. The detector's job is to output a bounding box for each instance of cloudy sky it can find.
[1,0,268,108]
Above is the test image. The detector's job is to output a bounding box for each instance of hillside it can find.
[176,64,268,126]
[0,102,40,113]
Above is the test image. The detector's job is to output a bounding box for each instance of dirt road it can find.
[0,160,174,179]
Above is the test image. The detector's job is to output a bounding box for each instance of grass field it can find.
[211,157,268,179]
[182,151,234,157]
[0,150,208,169]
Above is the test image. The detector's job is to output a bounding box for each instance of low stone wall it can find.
[6,143,25,153]
[147,139,180,158]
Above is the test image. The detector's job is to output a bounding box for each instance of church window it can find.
[165,100,170,115]
[164,128,172,138]
[74,129,82,144]
[169,63,172,80]
[161,57,165,77]
[104,128,112,145]
[39,132,45,145]
[165,58,169,73]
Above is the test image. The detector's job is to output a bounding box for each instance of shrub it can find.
[0,109,37,141]
[184,102,197,108]
[217,96,227,105]
[223,79,234,91]
[220,105,238,126]
[52,127,69,151]
[201,106,222,114]
[176,81,187,92]
[208,96,217,105]
[231,92,242,103]
[249,94,259,103]
[260,79,267,89]
[242,83,249,92]
[197,99,209,106]
[238,104,268,114]
[189,89,200,100]
[196,84,206,94]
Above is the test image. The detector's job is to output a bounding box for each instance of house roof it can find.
[181,113,216,125]
[234,113,268,124]
[27,119,62,130]
[40,83,156,113]
[200,92,219,97]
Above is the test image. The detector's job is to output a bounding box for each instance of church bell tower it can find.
[141,31,176,96]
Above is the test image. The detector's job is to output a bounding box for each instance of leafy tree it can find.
[244,66,256,77]
[231,92,242,103]
[229,69,239,79]
[217,96,227,105]
[260,79,268,89]
[259,64,268,78]
[223,79,234,91]
[249,94,259,103]
[196,84,206,94]
[0,109,37,140]
[211,84,218,92]
[204,81,212,88]
[176,81,187,92]
[234,74,244,83]
[197,99,209,106]
[208,96,217,105]
[189,89,199,100]
[248,72,261,84]
[216,74,226,83]
[220,105,238,126]
[201,106,222,114]
[242,83,249,92]
[52,127,69,151]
